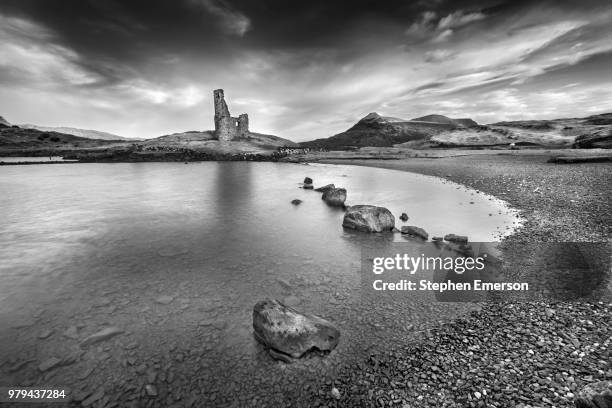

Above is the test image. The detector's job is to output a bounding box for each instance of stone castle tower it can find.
[213,89,249,141]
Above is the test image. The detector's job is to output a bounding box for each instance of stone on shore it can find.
[80,327,124,347]
[575,381,612,408]
[401,226,429,240]
[314,184,335,193]
[444,233,469,243]
[342,205,395,233]
[322,188,347,207]
[253,299,340,360]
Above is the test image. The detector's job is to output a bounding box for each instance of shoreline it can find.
[311,153,611,407]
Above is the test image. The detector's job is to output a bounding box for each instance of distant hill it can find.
[19,124,132,141]
[0,116,11,127]
[428,113,612,148]
[0,126,125,152]
[301,112,478,149]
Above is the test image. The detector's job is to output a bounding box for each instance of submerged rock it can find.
[252,299,340,360]
[401,226,429,240]
[80,327,124,347]
[322,188,347,207]
[291,199,302,205]
[314,184,335,193]
[399,213,409,221]
[444,234,469,244]
[342,205,395,233]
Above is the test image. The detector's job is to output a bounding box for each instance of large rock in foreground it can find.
[342,205,395,232]
[253,299,340,359]
[322,188,347,207]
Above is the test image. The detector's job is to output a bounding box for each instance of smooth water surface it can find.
[0,162,520,406]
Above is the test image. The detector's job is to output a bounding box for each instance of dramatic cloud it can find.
[0,0,610,140]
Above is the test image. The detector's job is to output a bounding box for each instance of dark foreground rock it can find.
[322,187,347,207]
[314,184,335,192]
[401,225,429,240]
[575,381,612,408]
[342,205,395,232]
[252,299,340,360]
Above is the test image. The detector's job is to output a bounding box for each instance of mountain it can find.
[0,116,12,127]
[19,124,131,141]
[300,112,478,149]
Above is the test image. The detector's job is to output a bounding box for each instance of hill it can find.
[301,112,477,149]
[143,130,298,153]
[19,124,131,141]
[0,116,11,127]
[0,126,124,153]
[428,113,612,148]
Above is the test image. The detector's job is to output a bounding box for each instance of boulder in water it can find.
[399,213,409,221]
[322,188,346,207]
[401,226,429,240]
[444,234,468,244]
[291,199,302,205]
[252,299,340,360]
[314,184,335,193]
[342,205,395,233]
[303,177,314,189]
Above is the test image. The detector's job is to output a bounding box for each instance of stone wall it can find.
[213,89,249,141]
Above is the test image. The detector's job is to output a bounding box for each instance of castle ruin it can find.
[213,89,249,141]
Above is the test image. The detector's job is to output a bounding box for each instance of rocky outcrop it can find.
[401,226,429,240]
[314,184,335,192]
[252,299,340,360]
[322,188,346,207]
[573,130,612,149]
[342,205,395,232]
[575,380,612,408]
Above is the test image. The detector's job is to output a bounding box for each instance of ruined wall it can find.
[213,89,249,141]
[237,114,249,138]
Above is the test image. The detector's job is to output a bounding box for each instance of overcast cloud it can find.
[0,0,611,140]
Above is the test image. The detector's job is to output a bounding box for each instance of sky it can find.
[0,0,611,141]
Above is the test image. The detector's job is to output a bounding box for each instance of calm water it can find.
[0,162,520,406]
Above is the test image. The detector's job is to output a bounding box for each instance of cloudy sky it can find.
[0,0,611,141]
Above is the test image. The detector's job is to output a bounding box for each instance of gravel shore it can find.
[313,153,611,407]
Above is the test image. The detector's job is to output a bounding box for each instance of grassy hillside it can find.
[0,126,124,153]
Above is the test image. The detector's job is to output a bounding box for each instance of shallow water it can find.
[0,162,520,406]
